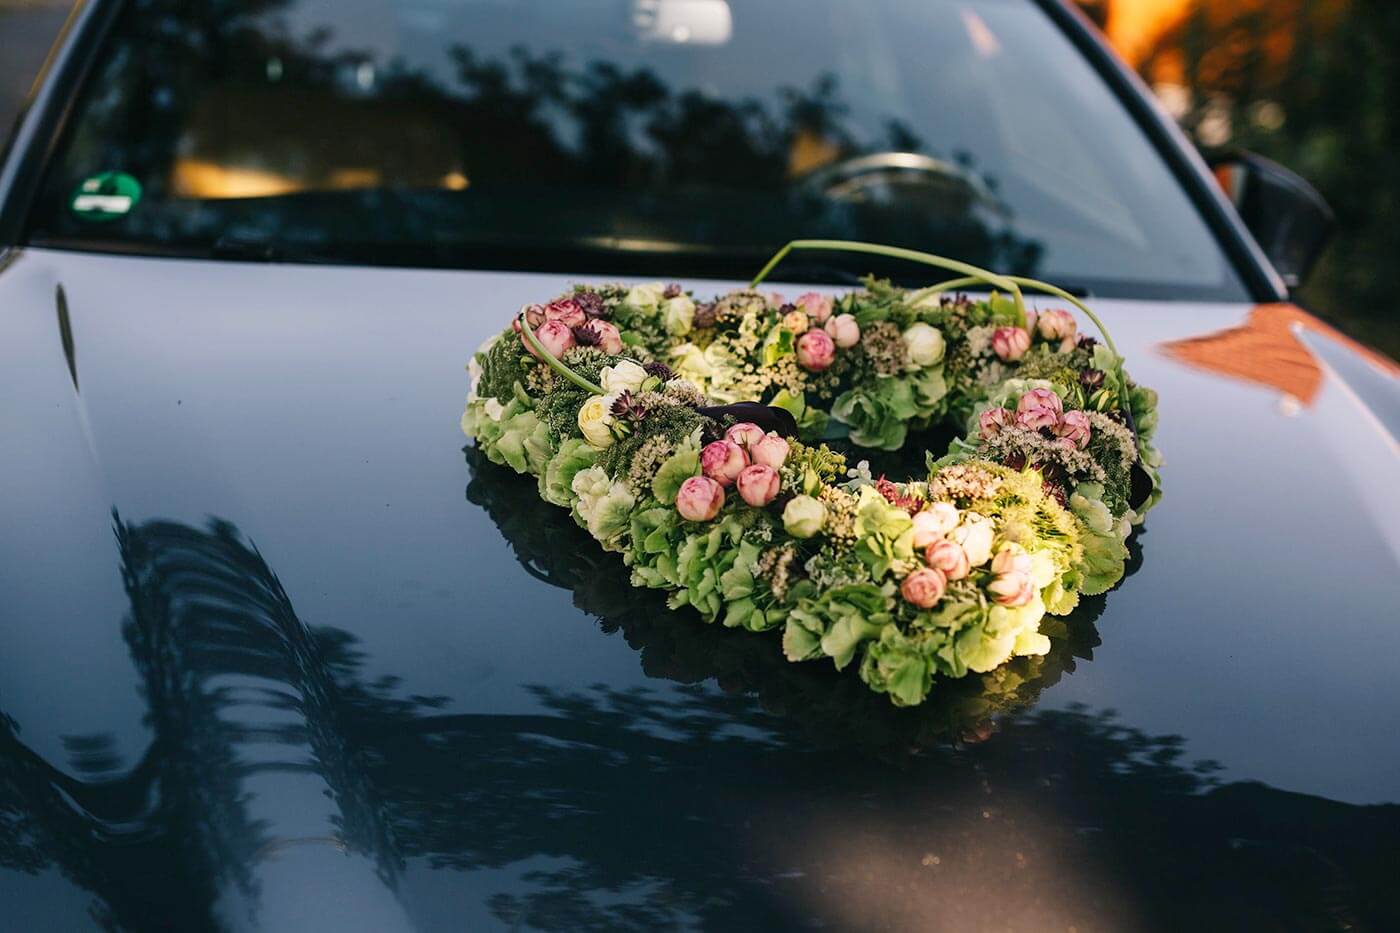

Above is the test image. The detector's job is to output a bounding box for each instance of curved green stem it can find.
[1002,276,1142,455]
[750,239,1028,327]
[906,276,985,305]
[518,312,605,395]
[1003,276,1119,357]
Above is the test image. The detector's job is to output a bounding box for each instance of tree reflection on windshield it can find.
[1,489,1396,931]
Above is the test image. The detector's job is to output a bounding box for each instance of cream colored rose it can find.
[903,322,946,368]
[625,282,665,311]
[577,394,618,448]
[782,495,826,538]
[600,360,648,394]
[949,512,995,567]
[668,343,714,381]
[662,295,696,336]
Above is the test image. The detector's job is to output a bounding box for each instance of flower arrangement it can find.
[465,440,1111,752]
[463,241,1160,706]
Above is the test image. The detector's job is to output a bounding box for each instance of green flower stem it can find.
[750,239,1029,328]
[906,276,985,304]
[1002,276,1143,456]
[1003,276,1119,357]
[518,312,605,395]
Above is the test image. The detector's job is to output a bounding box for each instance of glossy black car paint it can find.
[2,251,1399,931]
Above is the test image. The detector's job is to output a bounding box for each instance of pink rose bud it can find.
[1017,387,1064,416]
[725,422,766,449]
[700,440,749,487]
[1036,308,1076,343]
[782,309,810,333]
[991,326,1031,362]
[525,320,576,360]
[910,502,959,548]
[988,571,1036,607]
[796,329,836,372]
[523,303,548,328]
[925,539,971,581]
[824,313,861,348]
[736,464,781,507]
[991,544,1034,577]
[900,567,948,609]
[544,298,586,328]
[749,432,790,469]
[979,407,1013,440]
[1055,410,1092,449]
[1015,406,1059,431]
[796,291,834,324]
[1024,307,1038,335]
[582,319,624,355]
[676,475,725,522]
[1015,388,1063,431]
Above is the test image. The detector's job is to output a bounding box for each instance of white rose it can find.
[571,466,611,522]
[950,513,995,567]
[624,282,665,311]
[577,394,618,449]
[662,295,696,336]
[903,322,946,368]
[467,356,484,401]
[599,359,648,394]
[1029,550,1057,588]
[668,343,714,381]
[782,495,826,538]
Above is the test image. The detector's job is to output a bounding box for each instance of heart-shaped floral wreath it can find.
[464,241,1160,706]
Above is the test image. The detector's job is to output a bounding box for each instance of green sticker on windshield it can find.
[70,171,142,222]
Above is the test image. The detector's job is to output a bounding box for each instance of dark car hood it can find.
[2,248,1398,931]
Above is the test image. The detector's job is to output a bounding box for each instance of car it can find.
[1,0,1397,930]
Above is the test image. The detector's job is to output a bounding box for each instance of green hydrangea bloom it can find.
[1068,482,1129,595]
[859,624,943,707]
[669,515,750,622]
[571,466,636,552]
[541,438,598,508]
[473,397,552,475]
[627,504,686,589]
[852,485,916,579]
[832,377,919,450]
[651,429,702,505]
[783,582,892,670]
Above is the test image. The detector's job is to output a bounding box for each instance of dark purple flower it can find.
[574,290,608,319]
[644,360,674,381]
[610,391,650,423]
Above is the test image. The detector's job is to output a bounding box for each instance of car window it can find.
[24,0,1247,299]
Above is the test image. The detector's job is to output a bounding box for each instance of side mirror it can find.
[1207,150,1334,289]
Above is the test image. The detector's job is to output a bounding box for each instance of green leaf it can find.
[770,389,831,440]
[651,444,700,504]
[821,615,887,670]
[783,614,824,661]
[540,438,595,506]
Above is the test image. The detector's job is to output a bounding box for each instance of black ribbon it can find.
[697,402,799,441]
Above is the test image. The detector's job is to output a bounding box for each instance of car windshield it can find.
[25,0,1245,298]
